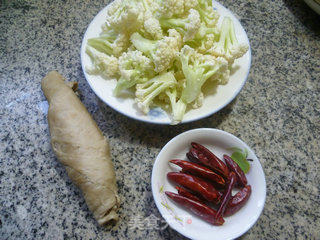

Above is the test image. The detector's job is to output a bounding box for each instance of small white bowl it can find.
[151,128,266,240]
[80,1,251,124]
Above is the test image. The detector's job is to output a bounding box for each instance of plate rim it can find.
[304,0,320,14]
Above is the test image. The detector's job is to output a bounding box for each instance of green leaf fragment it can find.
[230,148,250,174]
[227,147,243,153]
[161,202,172,210]
[244,148,249,158]
[159,185,164,193]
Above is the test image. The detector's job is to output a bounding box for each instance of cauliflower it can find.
[159,0,198,18]
[195,23,219,40]
[195,0,220,27]
[179,45,228,103]
[184,0,199,12]
[106,0,144,34]
[209,17,249,64]
[160,9,201,42]
[144,14,163,40]
[169,59,185,82]
[160,0,183,18]
[187,30,216,54]
[114,50,155,96]
[210,63,230,85]
[135,72,177,114]
[197,33,216,53]
[165,87,187,124]
[85,45,119,78]
[87,29,129,57]
[140,0,163,39]
[192,92,204,108]
[168,28,183,49]
[141,0,159,13]
[85,0,247,124]
[130,32,180,73]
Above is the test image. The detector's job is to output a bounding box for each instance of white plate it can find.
[304,0,320,15]
[151,128,266,240]
[81,1,251,124]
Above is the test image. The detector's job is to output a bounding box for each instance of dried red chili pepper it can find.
[187,148,215,170]
[167,172,221,204]
[189,142,230,179]
[186,148,201,163]
[223,154,247,187]
[175,186,203,203]
[165,191,225,226]
[224,185,252,217]
[170,159,226,188]
[215,172,237,220]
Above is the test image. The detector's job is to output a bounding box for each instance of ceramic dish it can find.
[304,0,320,15]
[151,128,266,240]
[81,1,251,124]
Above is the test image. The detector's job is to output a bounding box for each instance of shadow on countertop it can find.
[97,96,237,150]
[283,0,320,33]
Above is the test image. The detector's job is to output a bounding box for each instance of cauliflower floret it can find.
[160,9,201,42]
[114,50,155,95]
[140,0,163,39]
[214,67,230,85]
[179,45,228,103]
[184,0,199,12]
[106,0,144,34]
[141,0,159,13]
[227,44,249,63]
[118,50,154,78]
[153,37,180,72]
[194,33,216,53]
[159,0,184,18]
[87,29,129,57]
[135,72,177,114]
[209,58,230,85]
[85,45,119,78]
[144,16,163,40]
[197,34,215,53]
[168,29,183,49]
[195,23,219,40]
[192,92,204,109]
[159,0,198,18]
[196,0,220,27]
[130,32,180,73]
[169,58,185,82]
[165,87,187,124]
[209,17,249,64]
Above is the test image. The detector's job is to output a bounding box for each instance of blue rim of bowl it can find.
[80,1,252,125]
[151,128,266,240]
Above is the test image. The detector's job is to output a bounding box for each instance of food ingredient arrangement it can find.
[41,71,119,225]
[166,142,252,225]
[85,0,249,124]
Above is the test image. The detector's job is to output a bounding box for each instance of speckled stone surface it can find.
[0,0,319,239]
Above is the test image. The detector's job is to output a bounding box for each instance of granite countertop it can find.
[1,0,319,239]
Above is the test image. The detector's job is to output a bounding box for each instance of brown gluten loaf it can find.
[41,71,119,225]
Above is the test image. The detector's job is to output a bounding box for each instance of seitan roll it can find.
[41,71,119,225]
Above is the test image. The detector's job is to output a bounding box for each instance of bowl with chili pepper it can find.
[151,128,266,240]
